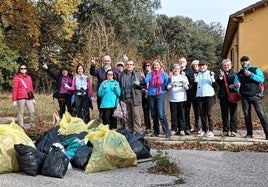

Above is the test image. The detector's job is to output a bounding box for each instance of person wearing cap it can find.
[90,55,120,113]
[178,57,195,135]
[166,64,189,136]
[42,63,74,118]
[190,60,202,133]
[143,59,171,138]
[196,60,217,138]
[234,56,268,140]
[116,61,124,79]
[217,58,238,137]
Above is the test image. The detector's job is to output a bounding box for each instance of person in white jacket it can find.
[167,64,189,136]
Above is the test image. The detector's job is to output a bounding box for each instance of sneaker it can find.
[197,129,203,134]
[244,134,254,138]
[180,130,185,136]
[198,131,205,136]
[206,131,214,138]
[222,132,228,136]
[165,133,171,138]
[170,130,176,135]
[230,132,236,137]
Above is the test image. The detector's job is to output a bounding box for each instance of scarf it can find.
[151,70,162,95]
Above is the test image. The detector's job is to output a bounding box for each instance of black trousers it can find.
[75,95,90,124]
[219,98,238,133]
[58,93,73,118]
[101,107,117,129]
[197,96,215,132]
[170,101,186,132]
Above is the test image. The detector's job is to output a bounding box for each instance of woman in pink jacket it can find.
[12,64,35,127]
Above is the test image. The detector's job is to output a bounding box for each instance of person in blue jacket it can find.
[234,56,268,140]
[98,69,121,129]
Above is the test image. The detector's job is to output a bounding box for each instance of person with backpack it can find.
[234,56,268,140]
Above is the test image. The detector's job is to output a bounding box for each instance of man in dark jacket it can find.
[120,59,143,134]
[234,56,268,140]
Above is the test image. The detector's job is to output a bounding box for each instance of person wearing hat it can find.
[234,56,268,140]
[116,61,124,79]
[195,60,217,138]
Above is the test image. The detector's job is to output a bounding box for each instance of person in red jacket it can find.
[12,64,35,127]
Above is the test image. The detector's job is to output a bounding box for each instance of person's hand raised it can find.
[91,57,96,66]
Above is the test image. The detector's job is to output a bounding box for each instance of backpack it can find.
[249,67,265,97]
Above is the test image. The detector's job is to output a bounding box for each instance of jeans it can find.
[148,93,170,135]
[241,96,268,137]
[219,98,238,133]
[170,101,186,132]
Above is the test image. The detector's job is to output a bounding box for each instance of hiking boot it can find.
[206,131,214,138]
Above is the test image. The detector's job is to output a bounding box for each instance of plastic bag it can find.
[61,136,84,160]
[119,129,151,159]
[14,144,46,176]
[85,125,137,173]
[41,146,69,178]
[71,145,93,170]
[112,101,128,119]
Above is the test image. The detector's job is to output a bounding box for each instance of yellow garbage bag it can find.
[58,112,88,135]
[0,136,19,173]
[0,119,35,148]
[85,125,137,173]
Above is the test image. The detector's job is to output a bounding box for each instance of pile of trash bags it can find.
[0,112,151,178]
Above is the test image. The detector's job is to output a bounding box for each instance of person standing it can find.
[178,57,195,134]
[90,55,120,112]
[190,60,201,133]
[143,59,171,138]
[234,56,268,140]
[120,59,143,135]
[116,61,124,79]
[196,60,217,138]
[141,60,152,134]
[166,64,189,136]
[68,63,93,124]
[217,59,238,137]
[98,69,121,129]
[42,64,73,118]
[12,64,35,127]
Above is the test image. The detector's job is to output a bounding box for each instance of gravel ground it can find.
[1,149,268,187]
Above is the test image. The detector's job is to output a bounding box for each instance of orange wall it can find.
[238,5,268,71]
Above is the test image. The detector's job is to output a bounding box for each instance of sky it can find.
[156,0,260,28]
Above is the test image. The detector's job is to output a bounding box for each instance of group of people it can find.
[11,55,268,140]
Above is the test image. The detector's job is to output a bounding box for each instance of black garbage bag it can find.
[118,130,151,159]
[41,145,69,178]
[71,145,93,170]
[35,126,60,154]
[14,144,46,176]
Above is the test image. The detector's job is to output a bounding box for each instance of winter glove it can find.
[167,84,173,90]
[64,83,70,89]
[42,63,48,69]
[210,72,215,83]
[13,101,17,107]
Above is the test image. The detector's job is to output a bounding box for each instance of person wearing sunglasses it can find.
[12,64,35,128]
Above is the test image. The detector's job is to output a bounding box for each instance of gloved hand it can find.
[33,100,36,105]
[64,83,70,89]
[167,84,173,90]
[13,101,17,107]
[210,72,215,82]
[133,80,140,85]
[42,63,48,69]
